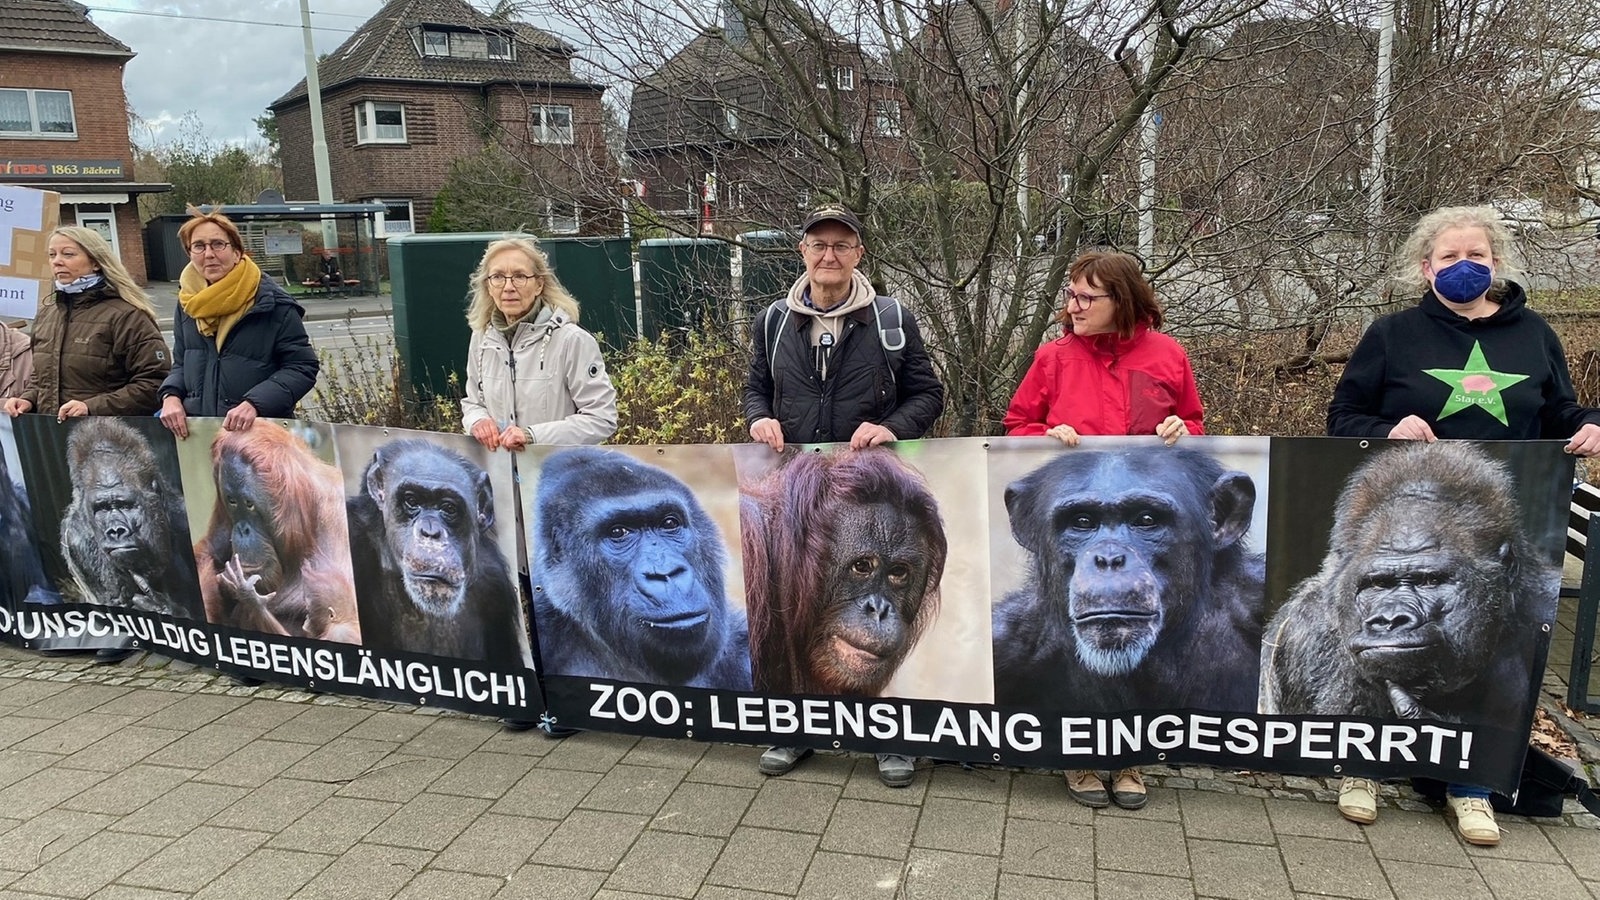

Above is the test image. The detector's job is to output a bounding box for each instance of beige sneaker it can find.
[1109,768,1148,810]
[1447,795,1501,846]
[1065,769,1109,808]
[1337,777,1379,824]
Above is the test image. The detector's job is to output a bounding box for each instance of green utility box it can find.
[738,230,801,319]
[388,234,635,399]
[637,237,732,340]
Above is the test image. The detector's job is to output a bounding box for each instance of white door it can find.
[74,207,118,259]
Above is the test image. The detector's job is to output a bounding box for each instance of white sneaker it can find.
[1447,795,1500,846]
[1337,777,1378,825]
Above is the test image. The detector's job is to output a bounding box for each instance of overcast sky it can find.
[90,0,402,146]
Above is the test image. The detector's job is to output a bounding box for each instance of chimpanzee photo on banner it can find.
[0,416,541,719]
[0,417,1572,793]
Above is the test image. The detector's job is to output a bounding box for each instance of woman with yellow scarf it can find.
[157,211,318,439]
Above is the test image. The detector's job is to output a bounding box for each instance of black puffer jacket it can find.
[159,275,318,418]
[743,299,944,443]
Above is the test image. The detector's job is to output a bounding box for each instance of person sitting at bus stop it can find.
[318,249,342,288]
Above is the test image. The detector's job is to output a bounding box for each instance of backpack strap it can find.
[871,295,905,384]
[763,299,791,397]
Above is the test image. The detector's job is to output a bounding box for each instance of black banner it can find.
[0,419,1570,792]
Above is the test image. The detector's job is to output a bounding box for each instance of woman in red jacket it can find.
[1005,250,1203,445]
[1002,249,1205,809]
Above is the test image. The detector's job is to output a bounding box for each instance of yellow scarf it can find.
[178,253,260,348]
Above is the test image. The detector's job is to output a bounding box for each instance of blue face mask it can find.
[1431,259,1493,304]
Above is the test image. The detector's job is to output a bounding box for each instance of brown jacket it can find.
[20,284,170,416]
[0,324,30,398]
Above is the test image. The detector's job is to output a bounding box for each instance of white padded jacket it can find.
[460,310,617,446]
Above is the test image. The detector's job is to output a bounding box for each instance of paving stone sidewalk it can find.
[0,645,1596,900]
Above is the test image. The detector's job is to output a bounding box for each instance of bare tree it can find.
[513,0,1600,433]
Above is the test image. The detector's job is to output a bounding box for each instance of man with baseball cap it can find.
[742,204,945,787]
[744,205,943,451]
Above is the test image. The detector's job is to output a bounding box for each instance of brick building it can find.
[0,0,170,282]
[268,0,608,237]
[627,14,910,234]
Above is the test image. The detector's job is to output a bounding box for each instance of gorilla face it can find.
[532,446,747,689]
[88,467,162,570]
[586,490,722,675]
[1338,501,1509,695]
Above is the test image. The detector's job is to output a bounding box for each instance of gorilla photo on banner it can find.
[1260,440,1564,729]
[338,430,530,669]
[739,446,949,699]
[0,418,57,608]
[186,421,361,643]
[12,417,203,619]
[529,446,751,689]
[990,440,1269,712]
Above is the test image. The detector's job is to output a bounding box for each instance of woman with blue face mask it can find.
[1329,205,1600,451]
[1326,205,1600,847]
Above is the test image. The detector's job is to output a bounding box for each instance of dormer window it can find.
[420,26,514,61]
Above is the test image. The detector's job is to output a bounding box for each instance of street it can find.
[157,309,400,424]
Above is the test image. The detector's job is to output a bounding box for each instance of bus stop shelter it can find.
[149,194,385,293]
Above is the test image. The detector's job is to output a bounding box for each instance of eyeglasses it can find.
[1064,289,1112,308]
[187,239,233,255]
[802,241,860,256]
[487,273,537,288]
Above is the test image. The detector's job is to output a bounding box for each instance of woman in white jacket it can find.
[461,236,617,450]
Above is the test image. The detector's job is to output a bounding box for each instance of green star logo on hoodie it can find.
[1424,341,1528,426]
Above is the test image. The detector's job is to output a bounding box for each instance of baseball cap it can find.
[800,205,864,239]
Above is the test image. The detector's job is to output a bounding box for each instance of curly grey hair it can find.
[1391,205,1523,298]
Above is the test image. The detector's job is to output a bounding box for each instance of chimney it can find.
[723,0,748,44]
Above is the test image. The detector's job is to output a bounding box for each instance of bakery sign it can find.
[1,159,126,181]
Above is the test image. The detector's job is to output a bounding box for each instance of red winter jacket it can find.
[1003,324,1205,438]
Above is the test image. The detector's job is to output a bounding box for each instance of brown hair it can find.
[177,206,245,254]
[1058,250,1164,339]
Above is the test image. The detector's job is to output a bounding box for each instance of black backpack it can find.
[763,296,907,385]
[1494,747,1600,818]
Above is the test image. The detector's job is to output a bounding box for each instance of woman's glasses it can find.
[487,273,536,288]
[1064,289,1111,307]
[187,239,232,255]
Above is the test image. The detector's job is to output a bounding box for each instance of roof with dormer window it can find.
[270,0,595,110]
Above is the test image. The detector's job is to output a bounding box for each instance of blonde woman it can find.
[3,226,168,420]
[460,235,615,736]
[460,235,616,451]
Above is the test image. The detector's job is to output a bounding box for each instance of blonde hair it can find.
[1392,205,1523,297]
[49,226,156,321]
[464,236,580,331]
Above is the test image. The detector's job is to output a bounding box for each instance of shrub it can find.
[607,329,747,444]
[307,314,462,433]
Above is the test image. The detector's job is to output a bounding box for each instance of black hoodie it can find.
[1327,283,1599,440]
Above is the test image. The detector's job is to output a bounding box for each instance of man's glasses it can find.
[187,239,232,255]
[1064,289,1111,307]
[487,273,536,288]
[802,241,860,256]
